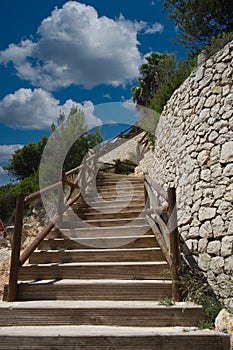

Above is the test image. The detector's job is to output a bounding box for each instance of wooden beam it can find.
[167,187,181,302]
[8,193,25,302]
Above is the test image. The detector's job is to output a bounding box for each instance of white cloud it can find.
[0,144,24,162]
[0,166,6,175]
[144,22,164,34]
[121,99,137,111]
[102,93,112,100]
[0,1,148,90]
[0,88,102,130]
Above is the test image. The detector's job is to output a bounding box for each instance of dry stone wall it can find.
[138,40,233,309]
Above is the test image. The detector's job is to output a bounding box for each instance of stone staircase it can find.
[0,173,230,349]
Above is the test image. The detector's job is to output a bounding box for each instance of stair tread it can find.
[0,325,227,337]
[24,261,168,266]
[0,300,201,309]
[36,248,161,253]
[18,279,172,284]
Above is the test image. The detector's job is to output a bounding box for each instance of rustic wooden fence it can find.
[144,173,181,301]
[7,149,96,302]
[7,151,181,302]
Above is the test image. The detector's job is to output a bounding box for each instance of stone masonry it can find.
[138,39,233,310]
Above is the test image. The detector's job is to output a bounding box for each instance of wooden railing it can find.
[98,160,137,174]
[144,173,181,301]
[7,149,97,302]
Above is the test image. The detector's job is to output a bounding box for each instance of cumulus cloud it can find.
[0,88,102,130]
[0,144,23,162]
[0,1,163,90]
[144,22,164,34]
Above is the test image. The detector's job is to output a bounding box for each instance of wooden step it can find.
[0,325,230,350]
[73,209,146,220]
[0,301,204,327]
[84,197,145,205]
[17,261,170,281]
[62,216,148,227]
[4,279,172,301]
[29,247,165,264]
[50,225,152,240]
[38,235,159,250]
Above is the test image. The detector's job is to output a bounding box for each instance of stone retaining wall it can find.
[138,40,233,309]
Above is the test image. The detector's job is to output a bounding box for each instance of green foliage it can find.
[44,108,103,179]
[179,269,222,328]
[0,184,16,224]
[4,136,48,180]
[159,297,175,307]
[12,171,39,196]
[163,0,233,51]
[151,56,196,113]
[131,53,177,108]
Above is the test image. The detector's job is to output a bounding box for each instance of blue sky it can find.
[0,0,186,185]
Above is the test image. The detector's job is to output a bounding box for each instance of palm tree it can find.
[131,53,176,107]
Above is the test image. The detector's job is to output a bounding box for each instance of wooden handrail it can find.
[25,181,62,204]
[19,192,81,266]
[167,188,181,301]
[144,174,167,199]
[143,173,181,301]
[65,164,83,177]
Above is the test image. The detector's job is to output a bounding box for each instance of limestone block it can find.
[199,207,216,221]
[201,197,215,207]
[199,108,210,122]
[198,252,211,271]
[210,256,224,274]
[207,240,221,255]
[186,239,198,252]
[220,141,233,163]
[198,238,208,252]
[216,62,228,74]
[210,163,222,178]
[200,221,212,237]
[224,256,233,274]
[213,185,226,199]
[204,95,216,108]
[195,66,204,82]
[197,150,210,165]
[223,163,233,176]
[217,201,232,215]
[215,309,233,338]
[200,169,211,182]
[208,130,219,142]
[227,220,233,235]
[188,226,199,238]
[224,191,233,202]
[212,216,225,238]
[221,236,233,257]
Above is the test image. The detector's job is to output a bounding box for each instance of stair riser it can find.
[11,283,172,301]
[74,205,145,214]
[0,334,228,350]
[29,249,165,264]
[29,248,164,264]
[72,211,146,221]
[62,218,147,227]
[38,236,159,250]
[81,200,145,208]
[0,308,203,327]
[18,264,170,281]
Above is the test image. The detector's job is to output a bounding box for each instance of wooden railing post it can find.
[57,170,65,227]
[167,187,181,302]
[8,193,25,302]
